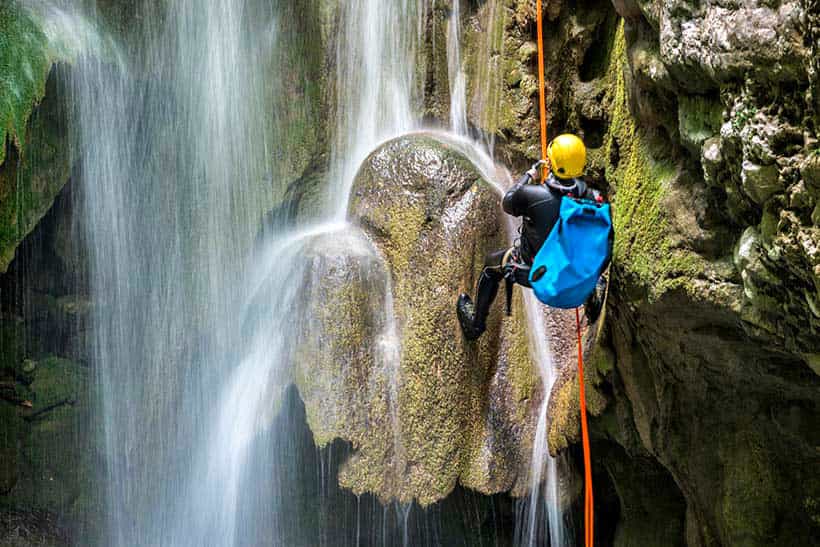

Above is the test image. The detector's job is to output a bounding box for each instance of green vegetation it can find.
[0,2,53,166]
[0,72,71,272]
[0,2,74,273]
[604,23,704,298]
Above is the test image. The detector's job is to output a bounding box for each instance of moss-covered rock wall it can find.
[509,0,820,543]
[0,3,74,274]
[289,134,545,506]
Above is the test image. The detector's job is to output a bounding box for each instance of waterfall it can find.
[446,0,469,137]
[165,0,428,544]
[68,0,274,543]
[168,223,399,546]
[516,296,570,547]
[328,0,429,217]
[27,0,571,543]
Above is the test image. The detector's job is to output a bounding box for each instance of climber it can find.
[456,134,610,340]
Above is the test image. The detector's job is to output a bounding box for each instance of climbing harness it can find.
[534,0,595,544]
[502,247,530,316]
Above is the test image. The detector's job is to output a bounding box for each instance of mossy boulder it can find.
[348,134,533,504]
[0,2,53,167]
[292,134,542,505]
[0,2,73,273]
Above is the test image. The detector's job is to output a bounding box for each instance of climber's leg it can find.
[457,249,508,340]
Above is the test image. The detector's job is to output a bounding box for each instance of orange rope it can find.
[537,1,593,542]
[535,0,549,181]
[576,308,594,547]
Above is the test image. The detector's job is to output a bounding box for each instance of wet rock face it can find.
[0,180,97,544]
[424,0,620,168]
[572,1,819,544]
[447,0,820,543]
[293,134,543,505]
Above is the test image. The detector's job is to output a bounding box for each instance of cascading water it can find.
[26,0,572,543]
[328,0,429,216]
[167,0,429,544]
[515,296,571,547]
[442,5,570,543]
[446,0,469,137]
[67,0,274,543]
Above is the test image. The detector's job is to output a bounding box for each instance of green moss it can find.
[2,356,99,530]
[27,357,83,412]
[264,0,329,198]
[296,275,377,446]
[504,292,539,425]
[0,61,72,272]
[718,430,783,544]
[0,2,53,166]
[463,1,517,140]
[604,23,704,298]
[385,203,426,277]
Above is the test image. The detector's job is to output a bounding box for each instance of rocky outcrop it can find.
[421,0,619,169]
[0,3,74,273]
[468,0,820,543]
[291,134,544,505]
[423,0,820,543]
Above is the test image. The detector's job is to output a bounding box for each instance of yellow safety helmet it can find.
[547,134,586,179]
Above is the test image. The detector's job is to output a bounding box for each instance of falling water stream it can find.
[446,0,469,137]
[67,0,274,543]
[23,0,568,544]
[328,0,429,216]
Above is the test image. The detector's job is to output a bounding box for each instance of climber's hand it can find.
[525,160,547,182]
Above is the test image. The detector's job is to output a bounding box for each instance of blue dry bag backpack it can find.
[528,198,613,308]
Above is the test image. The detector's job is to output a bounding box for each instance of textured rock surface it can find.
[0,0,818,543]
[292,134,543,505]
[423,0,820,542]
[521,4,820,544]
[0,1,73,273]
[0,181,98,544]
[422,0,619,170]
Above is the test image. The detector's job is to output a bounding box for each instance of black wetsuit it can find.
[457,171,602,338]
[504,173,598,264]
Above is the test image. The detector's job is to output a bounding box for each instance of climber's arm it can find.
[503,161,544,216]
[502,174,531,216]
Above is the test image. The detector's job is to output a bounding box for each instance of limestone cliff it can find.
[445,0,820,544]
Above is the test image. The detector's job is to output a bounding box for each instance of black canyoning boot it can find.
[457,294,482,340]
[457,270,502,340]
